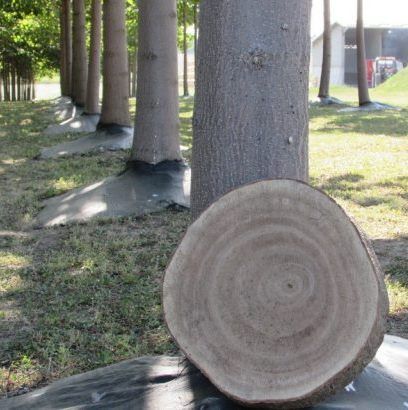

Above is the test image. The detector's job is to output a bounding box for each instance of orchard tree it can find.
[84,0,102,115]
[192,0,310,217]
[318,0,332,101]
[356,0,371,106]
[130,0,181,164]
[60,0,72,97]
[126,0,139,98]
[99,0,131,128]
[72,0,88,106]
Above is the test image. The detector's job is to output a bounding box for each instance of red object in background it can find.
[366,59,375,88]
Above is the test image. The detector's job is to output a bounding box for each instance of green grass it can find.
[0,87,407,397]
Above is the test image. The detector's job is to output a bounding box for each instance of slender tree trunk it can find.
[17,73,21,101]
[65,0,73,97]
[60,0,67,96]
[72,0,88,106]
[60,0,72,96]
[27,78,31,102]
[357,0,371,105]
[23,73,27,101]
[32,75,36,100]
[99,0,130,127]
[5,65,10,101]
[183,0,189,97]
[194,2,198,67]
[318,0,331,99]
[0,71,2,102]
[130,0,181,164]
[85,0,102,114]
[132,51,137,98]
[128,56,132,96]
[11,65,16,101]
[192,0,311,218]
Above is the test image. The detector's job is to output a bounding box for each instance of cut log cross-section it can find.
[164,179,388,409]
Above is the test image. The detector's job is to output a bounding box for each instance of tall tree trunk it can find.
[132,51,137,98]
[27,77,31,101]
[60,0,72,96]
[17,73,21,101]
[357,0,371,105]
[183,0,189,97]
[4,64,10,101]
[318,0,331,99]
[130,0,181,164]
[11,65,16,101]
[60,0,67,96]
[32,75,36,100]
[0,71,2,101]
[85,0,102,115]
[192,0,311,218]
[128,56,132,97]
[72,0,88,106]
[99,0,130,127]
[194,2,198,67]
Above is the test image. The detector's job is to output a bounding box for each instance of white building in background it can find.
[311,23,408,86]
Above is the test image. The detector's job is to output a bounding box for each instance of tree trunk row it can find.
[72,0,88,107]
[85,0,102,115]
[128,51,137,98]
[130,0,181,164]
[357,0,371,105]
[60,0,72,97]
[99,0,130,127]
[318,0,331,99]
[0,63,35,102]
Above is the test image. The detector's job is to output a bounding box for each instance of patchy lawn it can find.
[0,89,407,397]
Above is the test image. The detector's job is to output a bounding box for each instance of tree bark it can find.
[17,73,21,101]
[32,75,36,100]
[60,0,72,97]
[194,2,198,67]
[191,0,311,218]
[11,65,16,101]
[357,0,371,106]
[72,0,88,106]
[60,0,67,96]
[99,0,131,128]
[132,51,137,98]
[130,0,181,164]
[4,64,10,101]
[183,0,189,97]
[85,0,102,115]
[0,71,2,101]
[318,0,331,99]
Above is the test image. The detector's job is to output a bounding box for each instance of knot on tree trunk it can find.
[143,51,158,61]
[242,48,268,70]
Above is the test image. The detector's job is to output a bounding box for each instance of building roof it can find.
[312,22,408,44]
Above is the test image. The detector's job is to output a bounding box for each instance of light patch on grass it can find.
[387,280,408,314]
[0,252,29,268]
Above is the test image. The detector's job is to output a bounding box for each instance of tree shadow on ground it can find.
[314,173,408,213]
[313,108,408,137]
[0,212,190,397]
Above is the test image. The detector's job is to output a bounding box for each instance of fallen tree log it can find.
[164,179,389,408]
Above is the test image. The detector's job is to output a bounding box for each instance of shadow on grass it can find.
[315,173,408,213]
[314,108,408,137]
[0,212,190,396]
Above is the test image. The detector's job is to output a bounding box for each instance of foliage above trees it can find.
[0,0,199,101]
[0,0,60,77]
